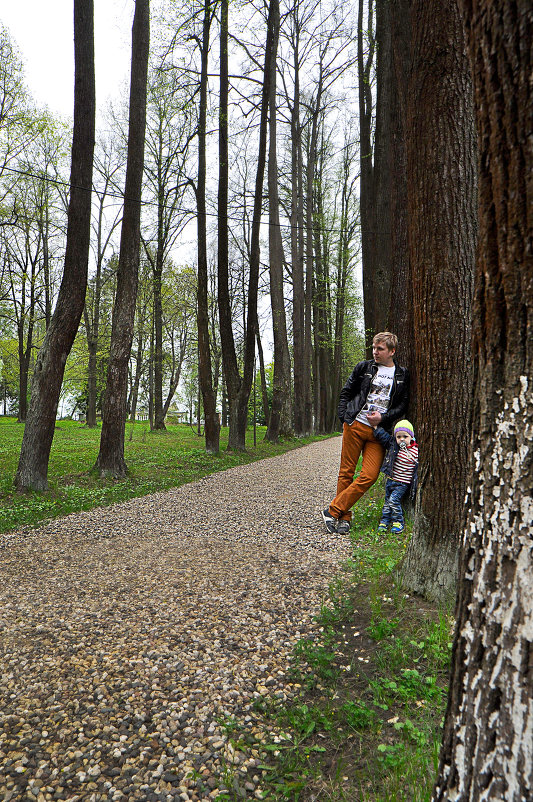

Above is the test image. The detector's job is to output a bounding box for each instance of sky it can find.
[1,0,134,120]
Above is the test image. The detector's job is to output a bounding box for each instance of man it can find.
[322,332,410,535]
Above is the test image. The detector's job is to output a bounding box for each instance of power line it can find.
[0,164,382,237]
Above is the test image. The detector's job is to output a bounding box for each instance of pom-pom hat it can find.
[394,419,415,438]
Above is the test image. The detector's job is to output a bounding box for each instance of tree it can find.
[2,202,41,422]
[330,127,360,431]
[218,0,278,451]
[84,134,124,427]
[433,2,532,797]
[357,0,376,352]
[399,0,477,604]
[386,0,413,389]
[95,0,150,477]
[0,25,36,183]
[128,253,152,421]
[142,65,192,431]
[14,0,95,491]
[196,0,220,453]
[282,0,311,436]
[265,0,292,442]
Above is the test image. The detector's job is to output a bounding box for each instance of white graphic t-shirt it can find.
[355,364,396,427]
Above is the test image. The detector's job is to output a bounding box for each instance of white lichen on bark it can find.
[435,378,533,800]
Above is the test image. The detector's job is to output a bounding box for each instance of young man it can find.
[322,332,410,535]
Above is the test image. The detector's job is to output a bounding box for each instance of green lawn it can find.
[0,416,333,534]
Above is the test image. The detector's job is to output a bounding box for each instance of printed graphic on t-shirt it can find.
[356,365,395,426]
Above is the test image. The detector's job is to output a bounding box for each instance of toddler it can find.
[371,419,418,534]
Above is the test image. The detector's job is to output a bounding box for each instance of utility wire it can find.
[0,164,390,237]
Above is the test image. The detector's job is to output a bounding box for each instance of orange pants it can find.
[329,420,385,521]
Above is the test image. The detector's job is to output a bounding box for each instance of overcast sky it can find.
[1,0,134,119]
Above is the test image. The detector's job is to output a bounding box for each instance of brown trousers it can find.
[329,420,385,521]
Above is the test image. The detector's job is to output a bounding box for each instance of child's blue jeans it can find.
[380,479,409,525]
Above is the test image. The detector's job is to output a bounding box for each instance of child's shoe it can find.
[377,523,388,533]
[391,522,404,534]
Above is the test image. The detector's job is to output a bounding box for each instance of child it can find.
[371,419,418,534]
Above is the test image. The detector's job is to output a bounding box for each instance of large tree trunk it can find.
[400,0,477,604]
[219,0,277,451]
[95,0,149,477]
[235,0,277,450]
[197,0,220,454]
[291,25,307,436]
[303,85,322,435]
[217,0,242,450]
[434,2,533,797]
[371,0,393,331]
[15,0,95,491]
[152,241,166,431]
[387,0,414,397]
[312,159,331,433]
[265,0,291,443]
[358,0,376,354]
[331,135,358,432]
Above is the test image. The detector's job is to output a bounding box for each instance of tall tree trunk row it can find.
[400,0,477,603]
[15,0,96,491]
[95,0,150,477]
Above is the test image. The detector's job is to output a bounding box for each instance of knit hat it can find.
[394,419,415,438]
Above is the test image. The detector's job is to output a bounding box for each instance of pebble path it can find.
[0,437,350,802]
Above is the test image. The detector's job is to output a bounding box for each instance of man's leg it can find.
[335,422,365,499]
[330,426,384,521]
[323,422,365,532]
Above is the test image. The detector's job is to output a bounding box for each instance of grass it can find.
[0,416,333,534]
[223,479,453,801]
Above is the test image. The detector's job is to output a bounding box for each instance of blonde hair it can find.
[373,331,398,351]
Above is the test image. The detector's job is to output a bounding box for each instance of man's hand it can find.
[367,410,382,427]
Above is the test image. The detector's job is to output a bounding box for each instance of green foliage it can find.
[338,700,377,732]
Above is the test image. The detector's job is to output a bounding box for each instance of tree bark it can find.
[372,0,393,331]
[152,241,166,431]
[217,0,242,450]
[358,0,376,354]
[84,245,103,428]
[290,17,307,436]
[15,0,95,491]
[197,0,220,454]
[255,326,270,430]
[95,0,149,477]
[265,0,292,443]
[387,0,414,401]
[434,2,533,797]
[400,0,476,604]
[219,0,277,451]
[234,0,277,448]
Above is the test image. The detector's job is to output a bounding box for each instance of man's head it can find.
[372,332,398,366]
[394,419,415,446]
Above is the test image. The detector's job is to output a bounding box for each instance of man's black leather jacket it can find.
[337,360,410,433]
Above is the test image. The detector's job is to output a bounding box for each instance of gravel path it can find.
[0,437,349,802]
